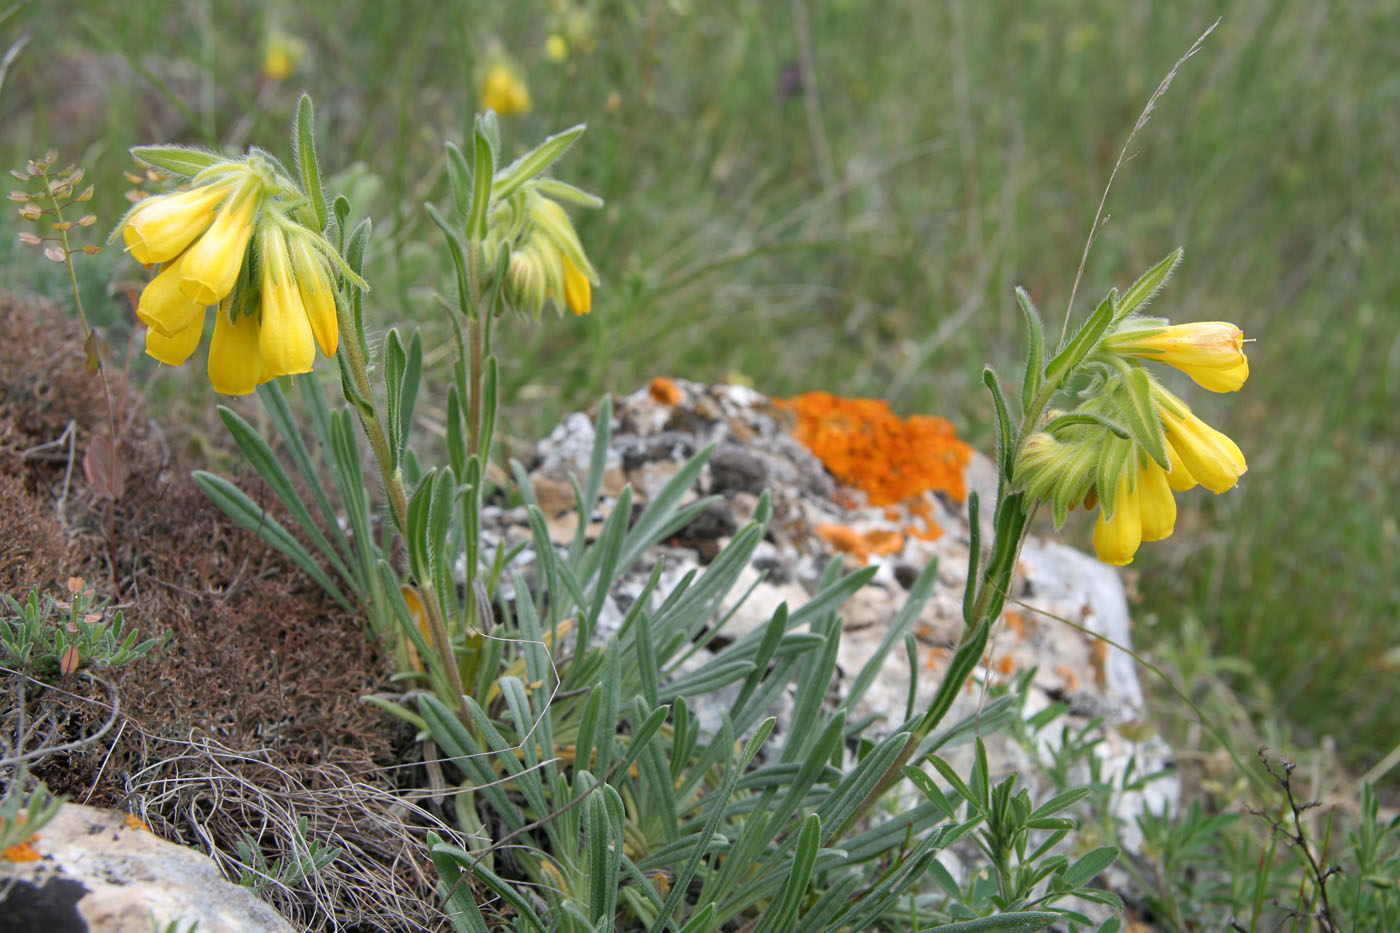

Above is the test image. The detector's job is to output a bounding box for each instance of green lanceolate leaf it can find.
[916,618,990,738]
[216,406,354,589]
[336,355,374,418]
[1058,845,1119,889]
[1120,366,1170,468]
[478,354,498,464]
[425,833,489,933]
[405,469,435,584]
[533,178,605,209]
[924,912,1060,932]
[1045,291,1115,390]
[444,141,473,224]
[427,466,457,610]
[963,491,981,623]
[1044,412,1130,439]
[492,124,586,202]
[193,472,351,610]
[1115,247,1183,322]
[983,366,1016,481]
[384,329,407,470]
[466,118,496,243]
[1095,437,1132,519]
[130,145,223,178]
[294,94,328,232]
[754,813,820,933]
[344,218,372,356]
[425,202,473,318]
[1017,287,1046,416]
[846,556,937,712]
[261,381,350,569]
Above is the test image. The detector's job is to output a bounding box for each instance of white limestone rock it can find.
[0,803,295,932]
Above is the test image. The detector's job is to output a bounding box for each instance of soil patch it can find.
[1,291,444,930]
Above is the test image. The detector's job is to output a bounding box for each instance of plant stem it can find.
[466,242,486,457]
[334,300,470,720]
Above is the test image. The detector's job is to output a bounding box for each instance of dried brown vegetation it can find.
[1,291,451,930]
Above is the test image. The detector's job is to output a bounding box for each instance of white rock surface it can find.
[0,803,295,933]
[491,379,1178,849]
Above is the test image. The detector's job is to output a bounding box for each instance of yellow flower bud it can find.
[144,315,205,367]
[1163,438,1198,492]
[562,252,591,315]
[207,303,266,396]
[257,229,316,378]
[1108,321,1249,392]
[1093,471,1142,566]
[545,34,569,63]
[136,252,206,337]
[1137,458,1177,542]
[122,184,229,265]
[291,238,339,357]
[179,190,259,306]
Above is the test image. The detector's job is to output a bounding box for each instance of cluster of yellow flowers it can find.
[487,184,598,318]
[1017,320,1249,565]
[119,157,340,395]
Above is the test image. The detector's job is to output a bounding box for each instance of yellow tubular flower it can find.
[122,184,230,265]
[145,316,205,367]
[207,304,266,396]
[561,252,591,315]
[1109,321,1249,392]
[257,228,316,378]
[1138,458,1177,542]
[291,238,338,357]
[179,189,259,306]
[136,253,206,337]
[1093,471,1142,566]
[1156,390,1247,494]
[1164,438,1198,492]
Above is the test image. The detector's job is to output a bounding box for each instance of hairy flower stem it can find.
[837,380,1053,841]
[334,300,470,720]
[466,243,487,459]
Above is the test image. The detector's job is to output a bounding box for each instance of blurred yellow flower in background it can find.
[480,60,532,116]
[262,27,306,82]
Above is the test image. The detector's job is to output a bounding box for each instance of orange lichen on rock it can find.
[124,814,149,832]
[2,817,40,862]
[649,377,681,406]
[777,391,972,508]
[816,523,905,564]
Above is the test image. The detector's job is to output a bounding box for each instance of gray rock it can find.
[1,803,295,933]
[504,379,1177,852]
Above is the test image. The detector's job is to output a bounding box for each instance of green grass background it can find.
[3,0,1397,773]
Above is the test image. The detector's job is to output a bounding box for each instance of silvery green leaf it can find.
[130,145,223,178]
